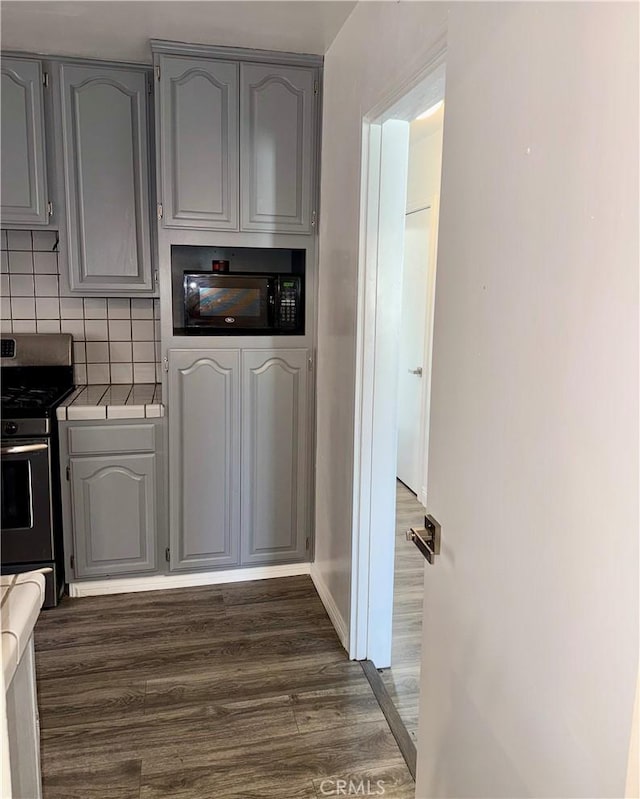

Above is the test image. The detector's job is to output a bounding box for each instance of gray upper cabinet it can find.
[59,64,153,293]
[153,45,319,235]
[159,56,239,230]
[1,58,50,227]
[241,349,309,565]
[168,349,240,570]
[240,64,315,233]
[69,453,157,577]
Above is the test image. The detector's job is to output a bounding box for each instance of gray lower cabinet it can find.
[241,349,310,564]
[159,56,239,230]
[60,419,164,580]
[69,453,157,578]
[168,349,241,570]
[59,63,154,293]
[240,64,316,233]
[168,348,310,571]
[1,57,50,227]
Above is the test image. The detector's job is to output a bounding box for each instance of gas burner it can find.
[1,385,73,410]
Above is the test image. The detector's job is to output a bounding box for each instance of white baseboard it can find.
[68,563,311,597]
[310,563,349,652]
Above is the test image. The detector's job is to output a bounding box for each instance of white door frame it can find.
[349,43,447,666]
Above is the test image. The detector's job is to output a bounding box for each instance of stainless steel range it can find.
[1,334,75,607]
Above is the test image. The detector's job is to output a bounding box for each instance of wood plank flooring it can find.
[379,481,426,742]
[34,576,415,799]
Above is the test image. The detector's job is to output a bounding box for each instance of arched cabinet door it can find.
[160,56,239,229]
[168,349,241,570]
[240,64,316,233]
[1,58,50,226]
[60,64,153,293]
[70,454,157,577]
[241,349,310,564]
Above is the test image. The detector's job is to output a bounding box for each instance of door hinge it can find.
[155,65,161,81]
[163,356,169,373]
[65,464,70,481]
[165,547,170,562]
[308,356,313,371]
[157,203,163,221]
[306,537,310,550]
[42,71,49,88]
[154,269,159,286]
[311,210,317,228]
[47,201,54,218]
[70,554,75,570]
[313,80,318,96]
[148,76,153,95]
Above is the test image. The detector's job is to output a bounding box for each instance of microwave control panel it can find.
[276,278,302,331]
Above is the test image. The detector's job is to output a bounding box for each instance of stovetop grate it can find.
[1,384,75,411]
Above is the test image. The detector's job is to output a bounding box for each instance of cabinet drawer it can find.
[68,424,155,455]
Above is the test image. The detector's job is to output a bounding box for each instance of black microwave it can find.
[183,272,304,334]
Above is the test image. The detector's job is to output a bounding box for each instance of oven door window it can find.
[1,459,32,529]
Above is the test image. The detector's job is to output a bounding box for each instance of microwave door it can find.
[185,274,270,330]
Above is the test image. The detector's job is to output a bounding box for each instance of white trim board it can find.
[68,563,311,597]
[310,563,349,652]
[350,45,447,668]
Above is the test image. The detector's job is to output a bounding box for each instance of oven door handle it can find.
[0,443,49,455]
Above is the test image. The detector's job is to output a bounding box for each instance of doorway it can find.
[350,51,446,765]
[383,104,444,742]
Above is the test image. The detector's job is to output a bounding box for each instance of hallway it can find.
[34,576,415,798]
[380,482,426,742]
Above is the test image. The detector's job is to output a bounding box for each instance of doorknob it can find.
[406,514,441,564]
[408,367,423,376]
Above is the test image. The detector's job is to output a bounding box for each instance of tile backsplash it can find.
[0,229,161,385]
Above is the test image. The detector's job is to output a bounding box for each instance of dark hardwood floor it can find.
[35,576,415,799]
[379,481,425,742]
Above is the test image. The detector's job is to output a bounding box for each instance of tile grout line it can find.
[1,229,162,385]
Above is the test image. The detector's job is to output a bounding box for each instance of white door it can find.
[396,207,430,495]
[413,6,637,797]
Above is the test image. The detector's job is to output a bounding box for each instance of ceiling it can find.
[0,1,358,63]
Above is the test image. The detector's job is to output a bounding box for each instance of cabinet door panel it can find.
[161,57,238,229]
[241,349,309,564]
[169,350,240,569]
[60,64,153,292]
[241,64,315,233]
[70,454,157,577]
[1,58,49,226]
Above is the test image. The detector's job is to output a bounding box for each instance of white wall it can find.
[316,1,638,795]
[406,112,444,213]
[315,0,449,645]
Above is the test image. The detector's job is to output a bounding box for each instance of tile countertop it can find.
[56,383,164,421]
[1,571,47,685]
